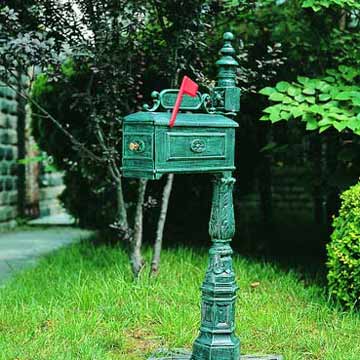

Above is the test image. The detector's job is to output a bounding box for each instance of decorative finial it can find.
[216,32,239,88]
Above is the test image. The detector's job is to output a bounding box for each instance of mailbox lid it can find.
[124,112,239,128]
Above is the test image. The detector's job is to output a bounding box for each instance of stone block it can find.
[40,185,65,201]
[0,129,17,145]
[0,176,17,192]
[0,145,17,161]
[0,190,17,206]
[5,114,18,129]
[0,161,8,175]
[0,113,18,129]
[0,98,18,115]
[0,205,17,222]
[0,86,17,99]
[39,199,63,217]
[0,113,6,128]
[0,161,17,176]
[40,172,64,187]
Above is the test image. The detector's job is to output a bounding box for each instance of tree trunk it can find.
[151,173,174,275]
[339,9,346,31]
[115,178,130,240]
[131,178,147,278]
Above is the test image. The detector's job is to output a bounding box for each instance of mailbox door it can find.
[154,125,235,179]
[122,123,156,179]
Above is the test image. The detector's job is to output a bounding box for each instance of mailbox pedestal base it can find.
[148,350,283,360]
[149,173,283,360]
[190,173,282,360]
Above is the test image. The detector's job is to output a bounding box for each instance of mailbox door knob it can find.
[128,140,145,153]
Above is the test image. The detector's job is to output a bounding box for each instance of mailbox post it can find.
[122,32,282,360]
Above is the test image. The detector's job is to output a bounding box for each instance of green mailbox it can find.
[122,32,281,360]
[122,111,238,180]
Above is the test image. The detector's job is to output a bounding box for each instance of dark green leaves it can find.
[259,65,360,135]
[302,0,360,11]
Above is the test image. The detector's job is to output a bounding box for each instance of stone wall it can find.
[39,172,65,217]
[0,82,64,226]
[0,85,18,224]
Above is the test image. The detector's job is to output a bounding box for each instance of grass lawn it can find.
[0,239,359,360]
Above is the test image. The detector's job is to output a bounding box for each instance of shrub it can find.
[31,67,118,229]
[327,182,360,309]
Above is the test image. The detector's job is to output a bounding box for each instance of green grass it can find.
[0,240,359,360]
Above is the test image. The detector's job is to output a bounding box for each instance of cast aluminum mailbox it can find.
[120,32,282,360]
[122,111,238,179]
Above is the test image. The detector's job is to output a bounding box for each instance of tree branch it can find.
[2,70,102,163]
[131,178,148,278]
[151,173,174,275]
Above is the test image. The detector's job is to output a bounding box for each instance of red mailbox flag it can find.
[169,76,199,128]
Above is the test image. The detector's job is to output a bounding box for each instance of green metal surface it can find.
[143,89,204,111]
[191,172,240,360]
[124,112,238,127]
[149,350,283,360]
[148,349,283,360]
[121,32,282,360]
[122,113,238,180]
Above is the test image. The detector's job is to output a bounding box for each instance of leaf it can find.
[280,111,291,120]
[318,83,331,93]
[276,81,290,92]
[324,76,335,83]
[297,76,309,85]
[302,0,313,8]
[346,118,360,131]
[259,87,277,96]
[339,66,359,81]
[333,121,347,132]
[353,98,360,107]
[309,104,323,114]
[334,92,353,101]
[305,96,316,104]
[304,113,318,130]
[269,111,282,122]
[318,118,333,126]
[269,92,286,102]
[287,86,301,97]
[263,106,278,114]
[291,107,305,118]
[303,87,316,95]
[283,96,295,104]
[319,125,331,133]
[319,94,331,101]
[260,114,270,121]
[295,94,306,103]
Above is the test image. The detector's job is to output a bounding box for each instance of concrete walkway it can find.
[0,227,92,285]
[28,213,75,226]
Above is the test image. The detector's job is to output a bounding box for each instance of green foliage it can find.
[29,1,228,230]
[327,183,360,309]
[259,66,360,134]
[31,65,120,229]
[302,0,360,11]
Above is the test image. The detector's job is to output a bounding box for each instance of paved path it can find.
[0,227,92,285]
[28,213,75,226]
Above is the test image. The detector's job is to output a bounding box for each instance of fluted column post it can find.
[192,171,240,360]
